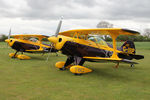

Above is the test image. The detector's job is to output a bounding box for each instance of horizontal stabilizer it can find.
[129,54,144,60]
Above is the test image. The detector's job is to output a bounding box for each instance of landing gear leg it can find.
[115,62,119,68]
[12,51,18,58]
[60,56,75,70]
[74,56,85,66]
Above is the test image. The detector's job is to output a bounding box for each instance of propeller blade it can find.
[46,16,63,61]
[8,28,11,39]
[55,16,63,37]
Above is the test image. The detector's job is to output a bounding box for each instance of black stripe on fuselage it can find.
[61,41,112,57]
[12,41,40,52]
[12,41,58,53]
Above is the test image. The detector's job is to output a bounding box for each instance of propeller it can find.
[8,28,11,39]
[55,16,63,37]
[5,28,12,47]
[46,16,63,61]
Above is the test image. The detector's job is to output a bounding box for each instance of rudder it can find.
[120,40,144,60]
[121,40,136,54]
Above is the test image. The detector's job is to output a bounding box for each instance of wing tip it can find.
[122,29,140,35]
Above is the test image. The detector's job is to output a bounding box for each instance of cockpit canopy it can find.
[88,35,108,46]
[23,37,38,42]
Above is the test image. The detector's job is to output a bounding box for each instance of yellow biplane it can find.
[48,19,144,75]
[5,31,58,60]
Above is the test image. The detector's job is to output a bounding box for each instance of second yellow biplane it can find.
[48,19,144,75]
[5,32,58,60]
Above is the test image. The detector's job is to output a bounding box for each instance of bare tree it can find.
[97,21,113,40]
[97,21,113,28]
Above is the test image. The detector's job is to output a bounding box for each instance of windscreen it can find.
[88,35,108,46]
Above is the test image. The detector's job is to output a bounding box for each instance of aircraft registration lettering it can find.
[75,67,84,73]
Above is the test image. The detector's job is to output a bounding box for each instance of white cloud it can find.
[0,0,150,35]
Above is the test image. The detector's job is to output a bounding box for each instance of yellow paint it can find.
[48,35,73,50]
[48,34,122,54]
[59,28,139,37]
[48,28,139,63]
[122,44,135,54]
[55,61,73,69]
[83,56,121,61]
[12,34,48,41]
[5,39,15,47]
[5,34,50,49]
[17,54,31,60]
[110,33,120,59]
[70,65,92,74]
[9,53,18,58]
[5,38,50,52]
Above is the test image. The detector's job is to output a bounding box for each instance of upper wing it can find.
[83,56,138,64]
[12,34,49,39]
[59,28,140,37]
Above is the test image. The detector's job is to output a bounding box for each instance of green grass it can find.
[0,42,150,100]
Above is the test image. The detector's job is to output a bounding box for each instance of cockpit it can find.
[29,38,38,42]
[23,37,38,42]
[88,35,108,46]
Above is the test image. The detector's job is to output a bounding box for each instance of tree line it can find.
[0,34,7,42]
[104,35,150,42]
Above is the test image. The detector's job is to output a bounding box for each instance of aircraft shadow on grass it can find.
[86,65,135,81]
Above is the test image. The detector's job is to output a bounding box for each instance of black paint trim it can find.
[122,29,140,34]
[61,41,111,58]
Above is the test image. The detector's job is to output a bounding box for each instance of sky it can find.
[0,0,150,36]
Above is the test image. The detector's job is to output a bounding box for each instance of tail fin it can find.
[121,40,136,54]
[120,40,144,60]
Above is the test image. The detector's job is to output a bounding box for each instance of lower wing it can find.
[83,56,138,64]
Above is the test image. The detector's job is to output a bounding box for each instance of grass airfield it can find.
[0,42,150,100]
